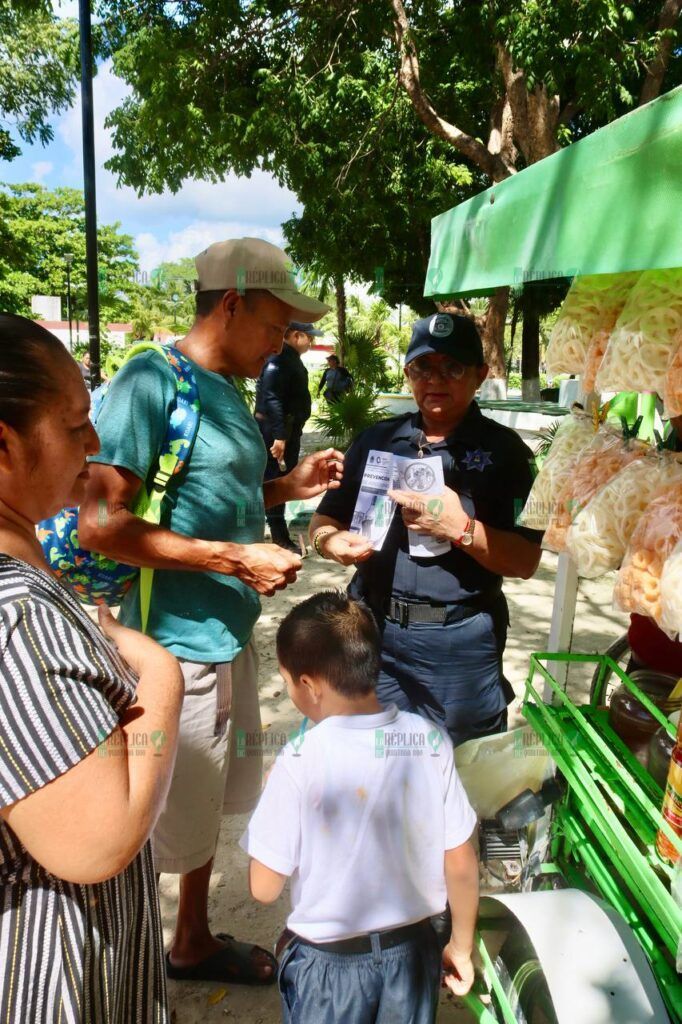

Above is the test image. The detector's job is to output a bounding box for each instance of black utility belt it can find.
[384,595,495,626]
[287,919,431,957]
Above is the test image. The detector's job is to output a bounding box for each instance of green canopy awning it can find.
[425,85,682,299]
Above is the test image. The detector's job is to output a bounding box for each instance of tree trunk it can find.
[521,307,541,401]
[334,275,346,364]
[481,287,508,379]
[508,302,519,376]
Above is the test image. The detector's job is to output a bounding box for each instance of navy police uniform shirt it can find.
[255,343,311,439]
[317,402,543,613]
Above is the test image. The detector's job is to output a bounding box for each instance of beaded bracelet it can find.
[313,528,336,558]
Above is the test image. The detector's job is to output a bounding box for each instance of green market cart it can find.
[424,85,682,1021]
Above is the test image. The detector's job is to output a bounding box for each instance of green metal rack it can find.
[522,652,682,1022]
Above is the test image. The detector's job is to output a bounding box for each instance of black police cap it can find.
[404,313,484,366]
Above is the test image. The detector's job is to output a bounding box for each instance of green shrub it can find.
[344,326,395,393]
[314,389,388,448]
[506,371,555,391]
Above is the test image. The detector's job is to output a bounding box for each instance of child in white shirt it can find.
[240,591,479,1023]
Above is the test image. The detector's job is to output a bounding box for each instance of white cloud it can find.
[57,61,301,265]
[31,161,53,182]
[135,222,287,274]
[52,0,79,17]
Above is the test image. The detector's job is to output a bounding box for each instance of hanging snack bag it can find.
[518,411,594,531]
[614,481,682,625]
[595,269,682,395]
[566,451,682,578]
[664,338,682,419]
[546,272,639,378]
[659,538,682,639]
[582,329,611,394]
[543,425,647,553]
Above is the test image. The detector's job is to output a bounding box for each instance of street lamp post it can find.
[64,253,74,351]
[78,0,101,387]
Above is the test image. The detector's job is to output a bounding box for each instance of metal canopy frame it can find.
[423,85,682,686]
[423,85,682,1021]
[424,85,682,300]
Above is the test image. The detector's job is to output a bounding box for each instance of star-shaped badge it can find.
[462,449,492,472]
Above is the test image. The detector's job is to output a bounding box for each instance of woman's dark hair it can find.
[0,314,70,430]
[276,591,381,697]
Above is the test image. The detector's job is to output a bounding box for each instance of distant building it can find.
[31,296,62,321]
[35,320,133,349]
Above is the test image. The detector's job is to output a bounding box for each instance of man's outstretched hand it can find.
[214,543,301,596]
[285,449,344,501]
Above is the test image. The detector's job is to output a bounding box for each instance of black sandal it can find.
[165,933,277,985]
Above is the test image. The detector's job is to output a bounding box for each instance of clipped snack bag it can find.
[664,338,682,419]
[566,451,682,578]
[659,539,682,638]
[518,410,594,530]
[546,272,639,378]
[595,269,682,395]
[582,329,610,394]
[614,481,682,625]
[543,425,647,553]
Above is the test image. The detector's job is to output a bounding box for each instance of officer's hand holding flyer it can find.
[350,450,450,557]
[350,450,399,549]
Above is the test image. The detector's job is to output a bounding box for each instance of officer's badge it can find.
[463,449,492,472]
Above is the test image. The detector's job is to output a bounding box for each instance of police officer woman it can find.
[310,313,543,746]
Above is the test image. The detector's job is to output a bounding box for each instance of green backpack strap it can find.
[122,343,201,633]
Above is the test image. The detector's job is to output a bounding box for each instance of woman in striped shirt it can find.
[0,314,183,1022]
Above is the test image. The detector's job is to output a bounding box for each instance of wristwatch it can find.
[456,516,476,547]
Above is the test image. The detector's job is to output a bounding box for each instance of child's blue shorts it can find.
[277,920,441,1024]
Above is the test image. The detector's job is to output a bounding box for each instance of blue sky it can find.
[2,3,301,273]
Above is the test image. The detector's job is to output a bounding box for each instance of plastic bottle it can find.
[656,711,682,863]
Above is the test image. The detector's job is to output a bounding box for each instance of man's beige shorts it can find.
[152,638,263,875]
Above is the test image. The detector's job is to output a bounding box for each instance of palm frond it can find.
[314,391,387,448]
[534,419,563,463]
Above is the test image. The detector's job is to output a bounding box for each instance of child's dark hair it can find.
[276,591,381,697]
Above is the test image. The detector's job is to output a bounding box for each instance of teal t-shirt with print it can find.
[90,350,267,662]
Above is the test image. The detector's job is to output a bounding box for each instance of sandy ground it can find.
[157,530,629,1024]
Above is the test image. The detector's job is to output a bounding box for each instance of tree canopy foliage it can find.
[0,1,79,161]
[0,182,138,324]
[129,257,196,338]
[99,0,682,369]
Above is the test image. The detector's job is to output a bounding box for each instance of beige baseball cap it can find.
[194,237,329,321]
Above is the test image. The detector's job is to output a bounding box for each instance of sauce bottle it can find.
[656,711,682,863]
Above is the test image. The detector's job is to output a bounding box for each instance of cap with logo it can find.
[194,238,329,321]
[404,313,484,366]
[289,321,324,337]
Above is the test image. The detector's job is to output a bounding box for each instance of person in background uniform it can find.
[255,321,323,553]
[310,313,544,747]
[318,353,353,404]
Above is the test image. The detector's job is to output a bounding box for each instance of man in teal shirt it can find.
[80,238,341,985]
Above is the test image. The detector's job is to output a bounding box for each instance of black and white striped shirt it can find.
[0,557,168,1023]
